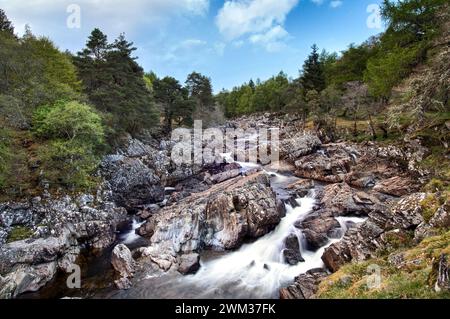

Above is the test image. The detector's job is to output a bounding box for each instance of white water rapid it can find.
[179,194,364,299]
[120,218,146,245]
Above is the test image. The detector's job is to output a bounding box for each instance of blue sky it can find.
[1,0,385,92]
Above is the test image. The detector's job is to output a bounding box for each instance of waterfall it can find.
[176,194,367,299]
[180,195,322,298]
[120,218,145,245]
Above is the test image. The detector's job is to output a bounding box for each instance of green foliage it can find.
[185,72,218,125]
[7,226,33,243]
[33,101,105,189]
[320,50,338,86]
[326,42,377,87]
[0,128,11,189]
[218,72,292,117]
[74,29,158,137]
[0,9,14,35]
[186,72,214,109]
[33,101,104,142]
[318,231,450,299]
[0,28,81,127]
[143,71,158,93]
[381,0,447,45]
[320,85,341,114]
[364,44,424,99]
[153,76,195,132]
[300,44,326,93]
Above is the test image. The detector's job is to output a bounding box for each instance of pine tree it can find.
[0,9,14,35]
[74,29,158,137]
[300,44,326,93]
[248,79,256,92]
[154,77,194,132]
[185,72,214,109]
[86,28,109,60]
[185,72,214,124]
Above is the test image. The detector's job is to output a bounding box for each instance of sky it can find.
[1,0,385,92]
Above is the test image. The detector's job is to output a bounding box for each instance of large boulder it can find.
[292,142,421,193]
[279,268,329,299]
[101,155,165,209]
[294,145,355,183]
[281,134,322,161]
[111,244,135,278]
[178,253,201,275]
[138,173,285,272]
[0,233,72,275]
[317,183,384,217]
[0,262,57,299]
[292,183,385,253]
[283,234,304,265]
[111,244,135,290]
[322,193,426,272]
[373,176,417,197]
[296,215,340,251]
[0,191,128,298]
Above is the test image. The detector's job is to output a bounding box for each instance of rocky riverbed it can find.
[0,113,448,299]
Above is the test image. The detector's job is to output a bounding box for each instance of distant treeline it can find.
[216,0,448,120]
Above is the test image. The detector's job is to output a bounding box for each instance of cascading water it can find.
[183,196,318,299]
[112,184,365,299]
[179,194,365,299]
[120,218,146,245]
[25,132,367,300]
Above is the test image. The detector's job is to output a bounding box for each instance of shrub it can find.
[33,101,105,189]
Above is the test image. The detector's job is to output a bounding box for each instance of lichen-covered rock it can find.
[322,193,426,272]
[101,155,165,209]
[111,244,135,290]
[317,183,385,217]
[281,133,322,160]
[279,268,329,299]
[0,262,57,299]
[0,232,72,275]
[286,179,315,198]
[111,244,135,278]
[293,142,421,193]
[0,191,128,298]
[294,144,355,183]
[374,176,417,197]
[429,200,450,229]
[138,173,284,271]
[296,215,340,251]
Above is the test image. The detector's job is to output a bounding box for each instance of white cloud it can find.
[310,0,324,5]
[330,1,343,8]
[0,0,209,35]
[249,25,289,52]
[164,38,208,61]
[180,39,208,49]
[215,0,298,52]
[216,0,298,40]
